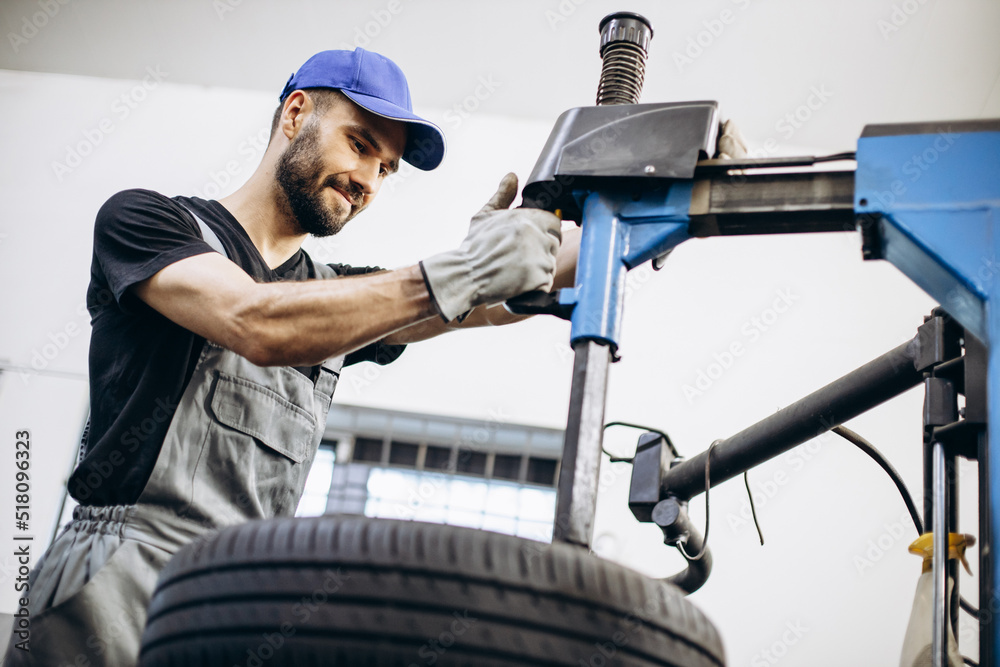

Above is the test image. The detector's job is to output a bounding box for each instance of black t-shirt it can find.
[68,189,405,506]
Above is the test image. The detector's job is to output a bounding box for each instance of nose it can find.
[350,157,380,197]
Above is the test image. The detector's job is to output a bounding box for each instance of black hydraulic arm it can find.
[656,335,922,503]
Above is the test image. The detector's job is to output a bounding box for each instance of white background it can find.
[1,0,998,664]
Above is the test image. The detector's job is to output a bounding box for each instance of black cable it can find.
[602,421,680,461]
[601,422,765,550]
[963,657,978,667]
[604,420,979,619]
[960,597,980,619]
[831,425,923,535]
[744,471,765,546]
[830,425,981,619]
[813,151,856,163]
[677,440,720,561]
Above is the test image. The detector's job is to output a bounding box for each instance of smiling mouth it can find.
[329,186,354,208]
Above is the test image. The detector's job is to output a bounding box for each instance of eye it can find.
[379,164,388,176]
[352,138,366,152]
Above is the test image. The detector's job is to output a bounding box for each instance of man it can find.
[4,48,576,666]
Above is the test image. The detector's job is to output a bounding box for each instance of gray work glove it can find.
[715,119,748,159]
[420,173,561,322]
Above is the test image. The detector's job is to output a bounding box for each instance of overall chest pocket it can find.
[199,370,319,521]
[209,370,316,463]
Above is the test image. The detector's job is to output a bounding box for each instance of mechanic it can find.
[4,47,577,666]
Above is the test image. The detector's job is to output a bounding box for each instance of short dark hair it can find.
[269,88,347,140]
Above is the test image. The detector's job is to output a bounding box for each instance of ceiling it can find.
[2,0,998,153]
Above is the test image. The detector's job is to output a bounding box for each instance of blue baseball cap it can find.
[279,48,446,171]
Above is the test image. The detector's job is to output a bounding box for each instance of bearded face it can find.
[274,119,367,238]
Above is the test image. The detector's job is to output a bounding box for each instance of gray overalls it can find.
[4,213,344,666]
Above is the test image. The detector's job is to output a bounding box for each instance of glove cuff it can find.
[418,260,450,323]
[419,254,478,323]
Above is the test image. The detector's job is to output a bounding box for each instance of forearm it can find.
[383,224,582,343]
[382,303,525,345]
[552,224,580,290]
[240,265,436,365]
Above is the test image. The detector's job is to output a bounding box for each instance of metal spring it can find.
[595,42,647,106]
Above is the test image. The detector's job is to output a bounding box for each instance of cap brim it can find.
[342,90,446,171]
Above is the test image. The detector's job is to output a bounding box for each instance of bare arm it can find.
[133,252,437,367]
[383,224,581,344]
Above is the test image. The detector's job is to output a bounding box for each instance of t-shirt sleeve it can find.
[327,262,408,368]
[93,189,216,309]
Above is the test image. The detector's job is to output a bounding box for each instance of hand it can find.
[420,173,562,322]
[715,119,748,159]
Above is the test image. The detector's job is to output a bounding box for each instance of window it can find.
[295,446,336,517]
[527,456,559,485]
[456,449,487,475]
[492,454,521,481]
[353,437,384,463]
[388,441,419,467]
[297,405,564,543]
[424,445,452,470]
[364,468,555,541]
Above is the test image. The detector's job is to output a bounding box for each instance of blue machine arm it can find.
[564,183,694,349]
[856,119,1000,665]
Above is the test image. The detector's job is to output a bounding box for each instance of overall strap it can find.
[181,204,228,259]
[74,204,225,476]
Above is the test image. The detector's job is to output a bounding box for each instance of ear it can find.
[279,91,312,141]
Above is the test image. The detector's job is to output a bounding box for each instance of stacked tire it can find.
[140,516,725,666]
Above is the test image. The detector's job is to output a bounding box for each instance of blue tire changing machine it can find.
[513,11,1000,665]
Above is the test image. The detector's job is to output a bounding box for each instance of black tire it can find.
[139,517,725,667]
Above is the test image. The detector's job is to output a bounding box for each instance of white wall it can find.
[0,67,983,665]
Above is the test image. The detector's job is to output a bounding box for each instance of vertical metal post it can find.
[980,424,993,666]
[989,301,1000,665]
[932,440,948,667]
[553,341,611,545]
[947,453,959,639]
[551,12,653,547]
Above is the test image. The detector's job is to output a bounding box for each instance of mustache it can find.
[323,176,364,207]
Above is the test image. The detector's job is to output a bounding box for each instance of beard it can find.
[274,121,366,237]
